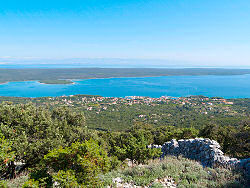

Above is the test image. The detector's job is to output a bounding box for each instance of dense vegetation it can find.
[0,96,248,187]
[0,95,249,132]
[1,68,250,83]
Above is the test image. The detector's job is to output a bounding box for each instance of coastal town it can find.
[1,95,248,126]
[42,94,234,106]
[40,95,236,113]
[0,94,248,131]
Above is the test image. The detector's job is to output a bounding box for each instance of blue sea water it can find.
[0,75,250,98]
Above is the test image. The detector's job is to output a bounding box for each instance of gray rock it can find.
[160,138,248,171]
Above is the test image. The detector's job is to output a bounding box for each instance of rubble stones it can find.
[157,138,249,174]
[110,177,176,188]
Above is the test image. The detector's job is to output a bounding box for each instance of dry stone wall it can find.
[150,138,249,174]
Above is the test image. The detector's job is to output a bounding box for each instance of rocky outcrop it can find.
[110,177,176,188]
[150,138,249,174]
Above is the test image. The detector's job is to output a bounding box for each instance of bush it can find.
[52,170,79,188]
[22,179,39,188]
[0,135,15,179]
[102,156,247,187]
[29,168,52,187]
[100,131,162,164]
[117,133,162,164]
[28,139,112,187]
[199,124,250,158]
[0,180,8,188]
[0,103,89,170]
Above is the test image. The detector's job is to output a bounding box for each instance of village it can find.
[35,95,236,116]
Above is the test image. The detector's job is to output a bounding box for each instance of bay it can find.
[0,75,250,98]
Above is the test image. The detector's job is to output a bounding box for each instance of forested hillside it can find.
[0,96,249,187]
[1,68,250,84]
[0,95,249,131]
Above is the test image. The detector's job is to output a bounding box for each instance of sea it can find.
[0,74,250,98]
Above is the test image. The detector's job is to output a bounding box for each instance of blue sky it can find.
[0,0,250,67]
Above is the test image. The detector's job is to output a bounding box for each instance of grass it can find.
[3,173,29,188]
[101,156,247,187]
[2,157,247,187]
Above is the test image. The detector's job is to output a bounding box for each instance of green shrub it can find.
[0,135,15,179]
[150,182,165,188]
[52,170,79,188]
[0,180,8,188]
[38,139,111,187]
[101,132,162,164]
[102,156,247,187]
[29,168,52,187]
[0,103,89,170]
[110,156,121,170]
[22,179,39,188]
[199,124,250,158]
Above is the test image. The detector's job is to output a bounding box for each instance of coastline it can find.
[1,68,250,85]
[1,73,250,85]
[0,82,8,85]
[1,80,75,85]
[38,80,75,85]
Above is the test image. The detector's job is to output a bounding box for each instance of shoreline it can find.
[0,94,249,100]
[0,82,8,85]
[38,80,76,85]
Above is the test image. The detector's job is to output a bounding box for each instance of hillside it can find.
[0,97,248,187]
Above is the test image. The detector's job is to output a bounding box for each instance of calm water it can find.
[0,75,250,98]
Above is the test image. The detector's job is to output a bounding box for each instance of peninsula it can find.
[0,68,250,84]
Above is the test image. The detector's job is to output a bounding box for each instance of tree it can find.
[0,103,89,171]
[106,132,162,164]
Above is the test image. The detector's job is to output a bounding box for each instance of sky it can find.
[0,0,250,67]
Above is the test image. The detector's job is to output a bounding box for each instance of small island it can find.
[38,80,74,85]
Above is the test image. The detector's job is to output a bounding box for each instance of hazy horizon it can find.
[0,57,250,69]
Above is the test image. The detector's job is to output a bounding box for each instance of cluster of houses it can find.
[42,95,234,115]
